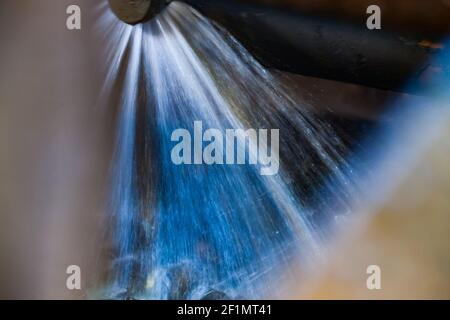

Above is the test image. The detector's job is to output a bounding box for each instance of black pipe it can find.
[184,0,441,94]
[107,0,444,93]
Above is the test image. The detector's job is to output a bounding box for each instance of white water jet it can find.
[97,1,356,299]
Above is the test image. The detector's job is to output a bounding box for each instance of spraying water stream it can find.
[97,1,356,299]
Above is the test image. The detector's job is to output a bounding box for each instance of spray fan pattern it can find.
[98,1,355,299]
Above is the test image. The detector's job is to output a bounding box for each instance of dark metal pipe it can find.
[107,0,445,93]
[183,0,443,94]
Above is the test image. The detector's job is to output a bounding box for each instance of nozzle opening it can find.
[108,0,170,25]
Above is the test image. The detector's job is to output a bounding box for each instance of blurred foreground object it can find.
[0,0,108,299]
[294,112,450,299]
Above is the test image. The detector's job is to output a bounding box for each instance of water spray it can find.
[108,0,171,24]
[99,1,354,299]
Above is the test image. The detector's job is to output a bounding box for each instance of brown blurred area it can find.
[294,115,450,299]
[0,0,111,299]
